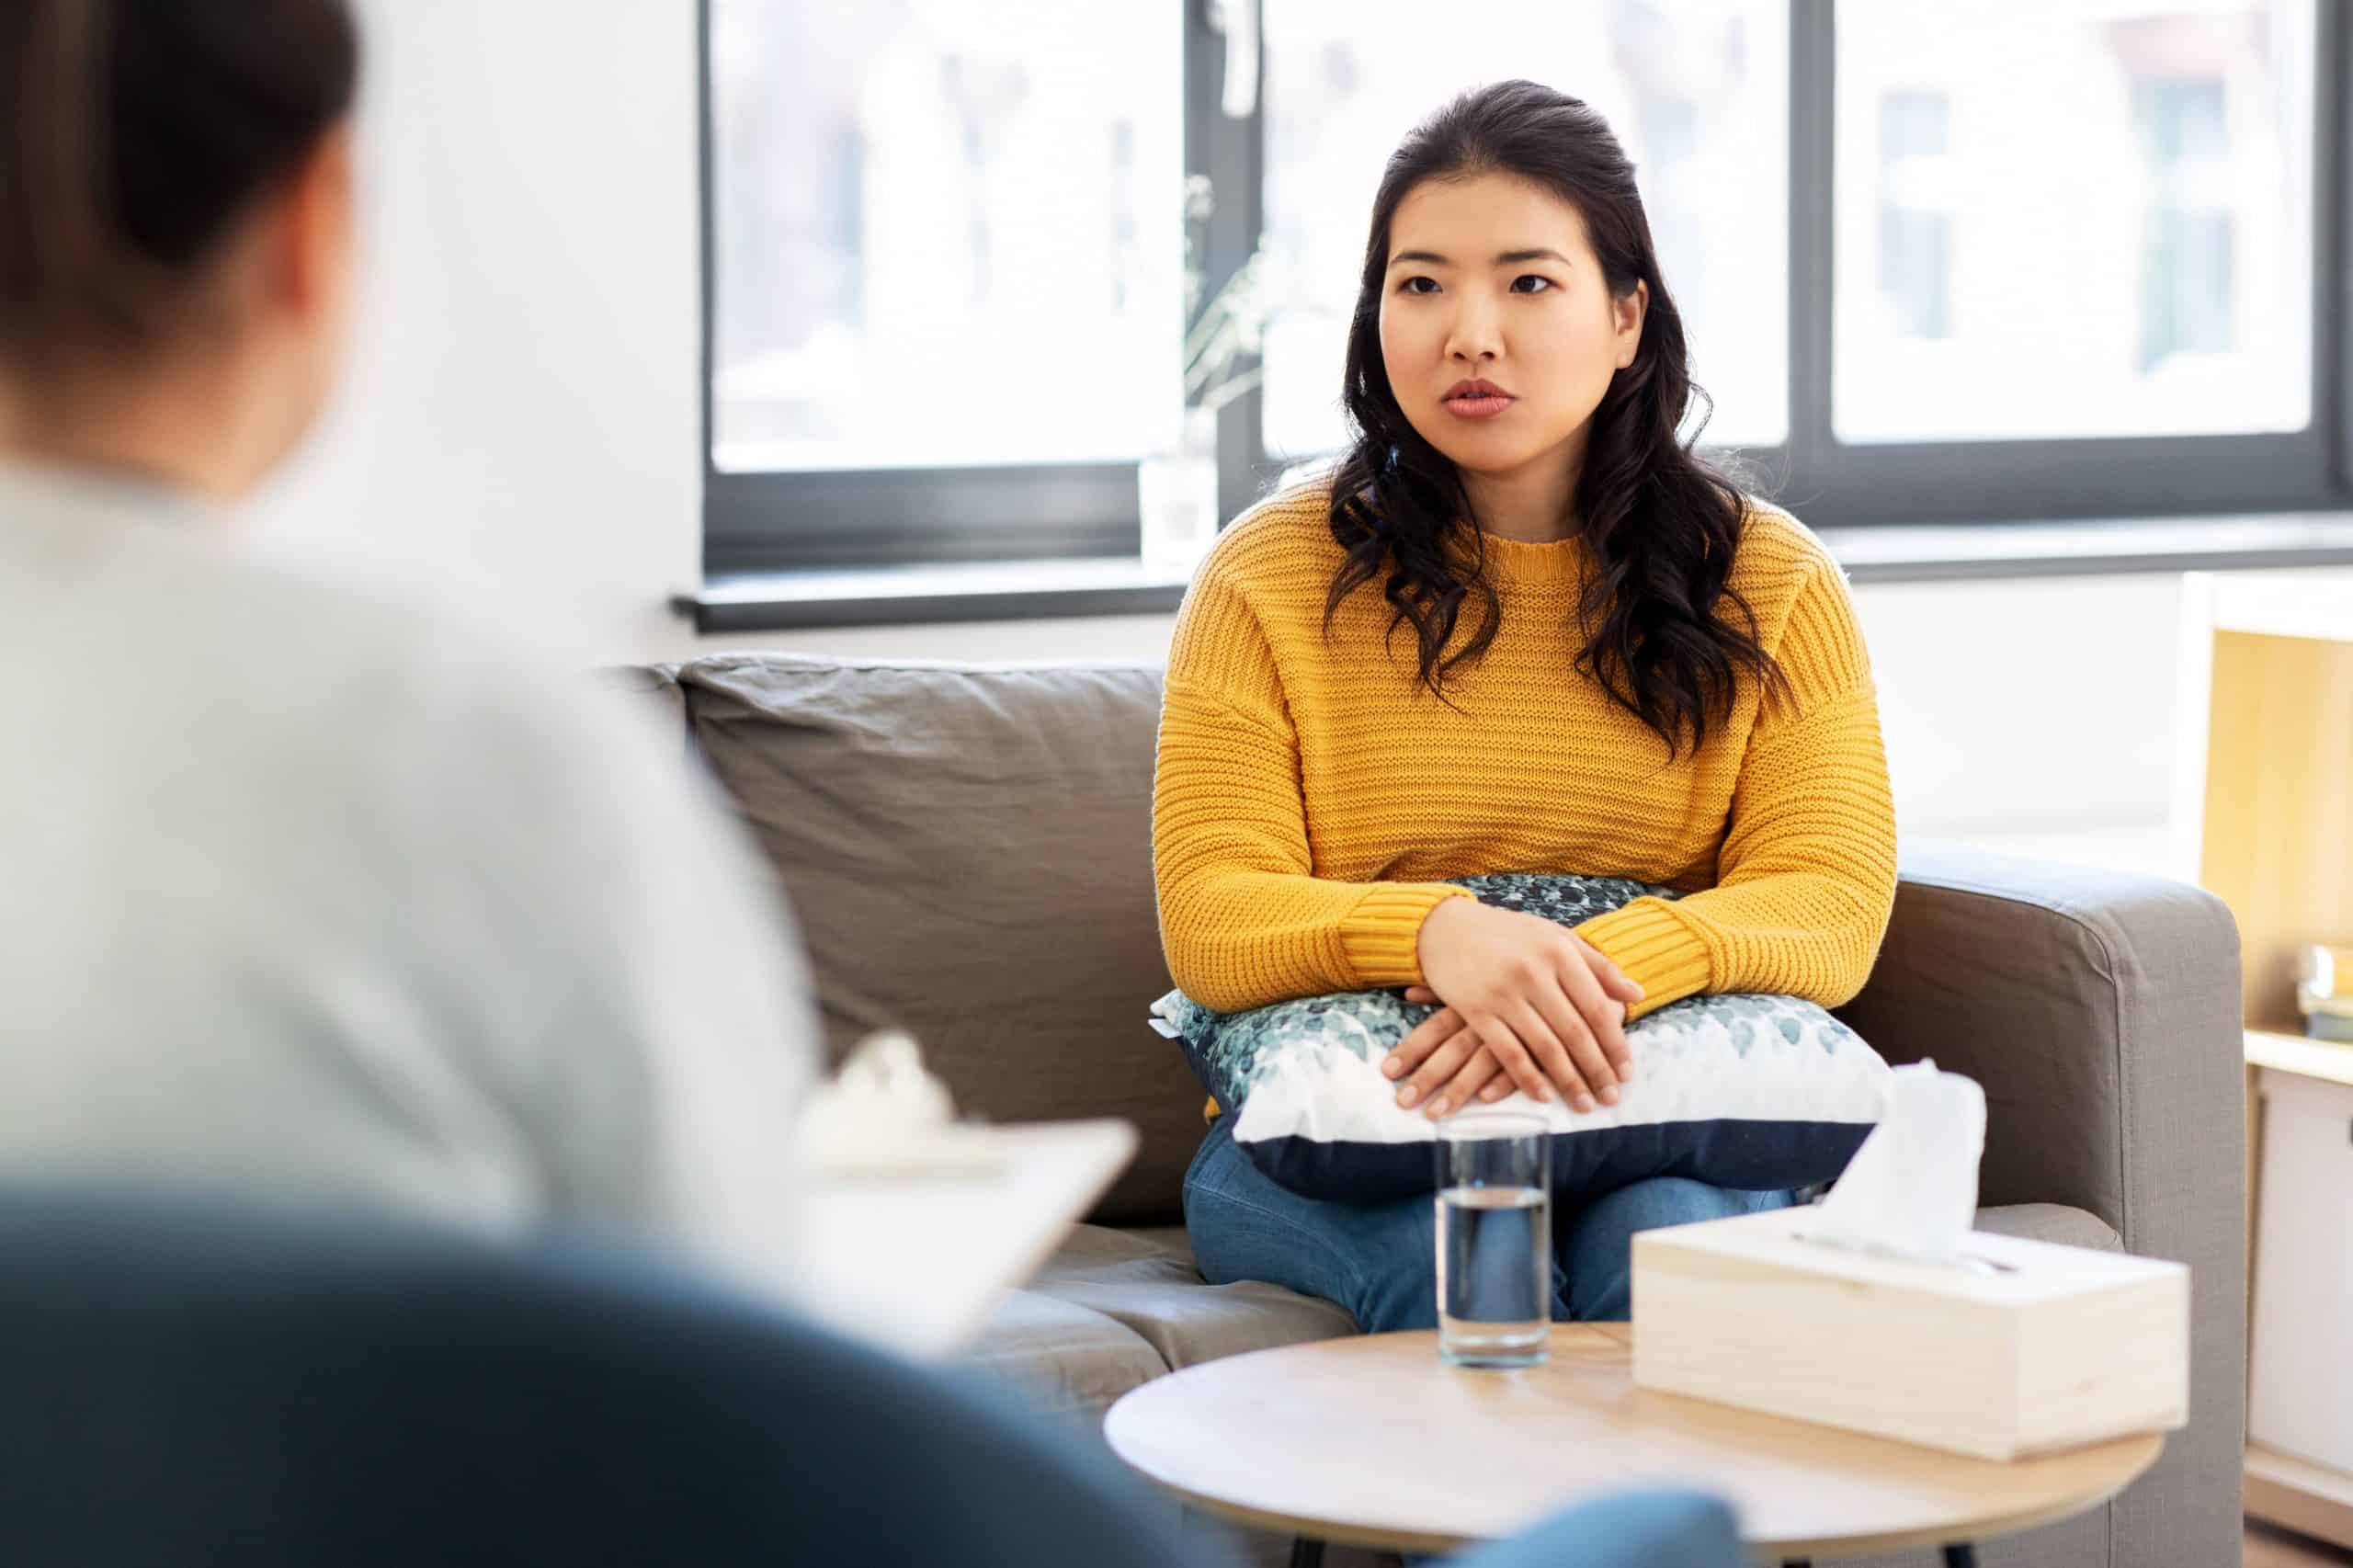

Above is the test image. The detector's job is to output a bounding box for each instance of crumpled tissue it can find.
[798,1029,1002,1176]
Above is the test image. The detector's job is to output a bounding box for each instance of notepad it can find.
[796,1119,1137,1359]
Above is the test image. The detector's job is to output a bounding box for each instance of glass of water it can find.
[1434,1112,1552,1369]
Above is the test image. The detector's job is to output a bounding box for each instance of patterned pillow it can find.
[1148,873,1892,1203]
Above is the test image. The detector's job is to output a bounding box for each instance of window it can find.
[698,0,2350,608]
[707,2,1184,474]
[702,0,1185,570]
[1258,0,1788,459]
[1832,0,2313,444]
[1873,90,1951,343]
[2134,77,2236,372]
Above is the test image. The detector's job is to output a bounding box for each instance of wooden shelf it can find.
[2188,584,2353,1544]
[2245,1029,2353,1089]
[2246,1443,2353,1551]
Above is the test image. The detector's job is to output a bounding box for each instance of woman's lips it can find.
[1443,394,1515,419]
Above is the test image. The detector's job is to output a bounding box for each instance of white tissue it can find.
[1803,1059,1985,1267]
[799,1030,1003,1176]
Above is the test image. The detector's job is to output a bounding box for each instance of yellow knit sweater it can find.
[1152,483,1898,1108]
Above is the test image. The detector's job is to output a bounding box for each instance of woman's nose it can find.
[1445,301,1502,363]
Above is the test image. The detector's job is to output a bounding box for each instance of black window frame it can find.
[696,0,2353,592]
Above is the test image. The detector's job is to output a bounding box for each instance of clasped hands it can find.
[1386,896,1643,1122]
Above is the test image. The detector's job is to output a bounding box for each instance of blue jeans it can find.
[1181,1115,1802,1329]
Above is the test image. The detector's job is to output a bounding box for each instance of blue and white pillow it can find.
[1149,873,1891,1204]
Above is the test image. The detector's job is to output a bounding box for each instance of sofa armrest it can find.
[1835,840,2245,1566]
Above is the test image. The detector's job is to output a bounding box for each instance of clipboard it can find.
[795,1118,1138,1359]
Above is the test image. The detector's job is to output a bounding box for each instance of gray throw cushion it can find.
[676,653,1202,1224]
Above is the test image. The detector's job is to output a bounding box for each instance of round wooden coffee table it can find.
[1104,1326,2164,1566]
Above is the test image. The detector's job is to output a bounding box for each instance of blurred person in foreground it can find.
[0,0,819,1304]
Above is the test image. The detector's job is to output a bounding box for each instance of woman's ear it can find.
[1614,278,1648,370]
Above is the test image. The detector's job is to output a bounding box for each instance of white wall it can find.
[256,0,703,664]
[257,0,2348,871]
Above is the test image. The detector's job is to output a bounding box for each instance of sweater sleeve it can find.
[1153,563,1474,1014]
[1570,559,1899,1020]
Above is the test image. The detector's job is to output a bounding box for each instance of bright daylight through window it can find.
[1833,0,2313,443]
[701,0,2336,580]
[707,1,1187,475]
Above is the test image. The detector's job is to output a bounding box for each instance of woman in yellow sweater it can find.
[1153,80,1898,1330]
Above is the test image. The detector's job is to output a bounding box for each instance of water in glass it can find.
[1434,1113,1551,1368]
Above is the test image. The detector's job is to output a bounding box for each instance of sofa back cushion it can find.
[671,653,1197,1225]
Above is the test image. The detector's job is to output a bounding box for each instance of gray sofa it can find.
[618,651,2246,1568]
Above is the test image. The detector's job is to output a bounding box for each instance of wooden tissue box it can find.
[1631,1208,2188,1460]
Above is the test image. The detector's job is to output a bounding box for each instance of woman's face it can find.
[1377,171,1645,485]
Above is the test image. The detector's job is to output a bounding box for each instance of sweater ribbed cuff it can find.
[1337,883,1476,991]
[1573,899,1712,1021]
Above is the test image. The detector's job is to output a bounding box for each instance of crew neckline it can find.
[0,460,228,581]
[0,458,210,528]
[1456,527,1587,587]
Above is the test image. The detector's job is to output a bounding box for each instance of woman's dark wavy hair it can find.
[1322,79,1786,759]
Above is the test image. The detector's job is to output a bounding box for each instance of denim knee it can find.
[1559,1178,1800,1322]
[1181,1119,1442,1335]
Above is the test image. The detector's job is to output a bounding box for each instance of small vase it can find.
[1139,408,1221,582]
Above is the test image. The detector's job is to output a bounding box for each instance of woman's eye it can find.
[1400,276,1438,296]
[1511,275,1553,294]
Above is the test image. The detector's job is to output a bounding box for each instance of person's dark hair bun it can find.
[0,0,358,363]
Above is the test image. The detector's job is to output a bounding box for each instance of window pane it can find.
[1260,1,1790,463]
[708,1,1183,473]
[1834,0,2314,443]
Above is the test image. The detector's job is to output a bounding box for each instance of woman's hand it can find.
[1382,1027,1521,1121]
[1388,899,1643,1119]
